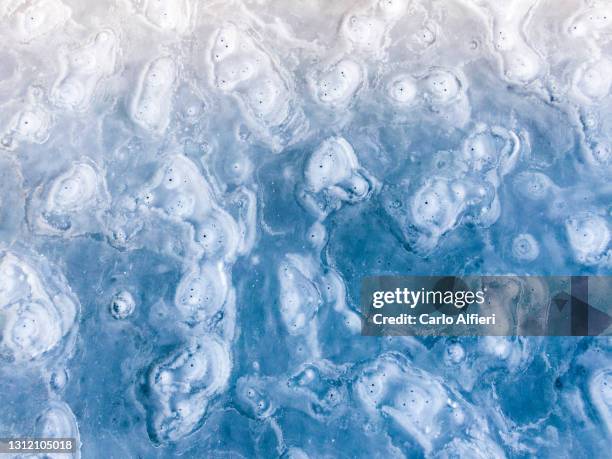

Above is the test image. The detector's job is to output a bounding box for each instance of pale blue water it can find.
[0,1,611,458]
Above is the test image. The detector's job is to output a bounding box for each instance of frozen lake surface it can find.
[0,0,611,457]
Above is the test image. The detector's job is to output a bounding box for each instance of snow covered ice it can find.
[0,0,611,457]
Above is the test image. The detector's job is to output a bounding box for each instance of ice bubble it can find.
[387,74,418,105]
[208,23,301,148]
[411,23,437,50]
[573,59,612,103]
[214,54,259,91]
[567,6,612,38]
[500,45,541,84]
[15,108,48,137]
[460,125,521,177]
[36,401,81,458]
[145,58,176,88]
[174,262,229,321]
[218,151,253,185]
[305,137,360,193]
[493,27,519,51]
[477,0,542,85]
[5,300,63,362]
[445,343,466,364]
[376,0,408,18]
[143,155,214,220]
[304,136,375,215]
[481,336,512,360]
[589,369,612,435]
[243,75,291,127]
[30,160,109,236]
[47,163,102,213]
[210,24,240,63]
[11,0,71,43]
[311,59,363,108]
[0,251,78,362]
[110,290,136,320]
[145,336,231,443]
[236,376,275,419]
[196,209,240,262]
[565,213,610,264]
[307,221,327,248]
[51,29,117,110]
[130,56,176,133]
[4,99,52,149]
[512,233,540,262]
[356,353,448,453]
[341,0,407,54]
[355,358,401,409]
[423,69,462,105]
[342,14,386,50]
[300,137,374,219]
[164,192,196,218]
[513,171,555,201]
[463,130,497,171]
[411,179,471,247]
[48,367,69,391]
[141,0,192,33]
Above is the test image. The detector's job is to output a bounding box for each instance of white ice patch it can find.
[2,87,51,150]
[386,74,418,106]
[174,262,229,322]
[355,353,449,454]
[301,137,375,219]
[0,251,78,362]
[36,401,81,459]
[130,56,177,134]
[208,23,303,149]
[140,155,214,221]
[310,59,364,108]
[8,0,71,43]
[589,369,612,435]
[137,0,194,34]
[278,254,322,336]
[51,29,118,111]
[145,336,231,444]
[512,233,540,262]
[566,213,610,265]
[28,160,110,236]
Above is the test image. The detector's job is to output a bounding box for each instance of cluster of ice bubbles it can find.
[235,351,506,457]
[379,123,523,251]
[208,22,308,150]
[0,0,611,455]
[299,136,376,220]
[133,0,194,35]
[143,336,232,444]
[27,160,110,237]
[0,249,81,454]
[129,152,256,443]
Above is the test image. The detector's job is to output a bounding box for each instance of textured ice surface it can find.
[0,0,611,457]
